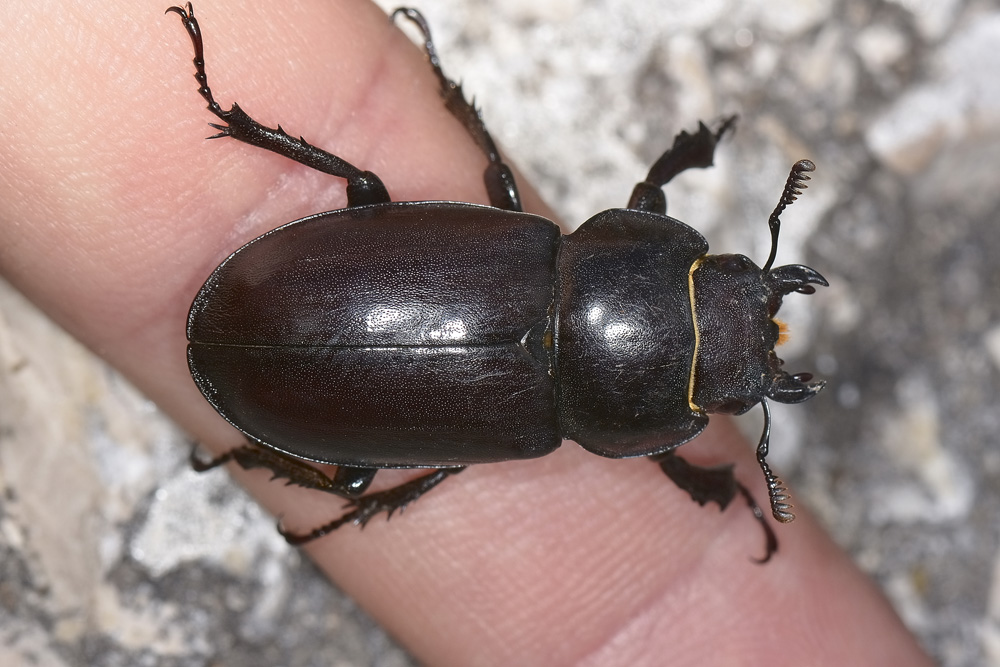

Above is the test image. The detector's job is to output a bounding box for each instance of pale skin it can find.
[0,1,932,664]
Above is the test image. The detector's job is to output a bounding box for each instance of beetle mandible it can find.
[168,3,826,561]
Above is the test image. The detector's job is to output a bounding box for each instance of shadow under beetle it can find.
[169,3,826,561]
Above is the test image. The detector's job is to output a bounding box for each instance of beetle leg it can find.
[627,116,737,214]
[190,440,377,499]
[191,440,464,544]
[754,400,795,524]
[280,468,466,545]
[166,3,390,207]
[651,450,778,562]
[392,8,522,212]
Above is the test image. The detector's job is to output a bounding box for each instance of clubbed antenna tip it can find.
[762,159,816,273]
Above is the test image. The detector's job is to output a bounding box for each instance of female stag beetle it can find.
[169,3,826,561]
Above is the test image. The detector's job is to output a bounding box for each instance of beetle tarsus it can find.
[737,484,779,563]
[166,3,226,120]
[392,6,522,211]
[168,2,391,206]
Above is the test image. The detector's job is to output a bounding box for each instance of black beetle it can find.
[169,3,826,560]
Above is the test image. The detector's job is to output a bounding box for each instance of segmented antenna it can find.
[762,159,816,273]
[756,400,795,523]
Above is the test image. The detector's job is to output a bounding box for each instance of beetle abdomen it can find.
[187,202,562,466]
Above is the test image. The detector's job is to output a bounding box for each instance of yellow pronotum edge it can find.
[686,257,703,413]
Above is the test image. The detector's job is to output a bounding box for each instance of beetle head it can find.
[690,159,827,415]
[691,159,827,525]
[689,254,822,415]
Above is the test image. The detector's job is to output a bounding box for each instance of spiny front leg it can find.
[166,3,390,206]
[627,117,737,214]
